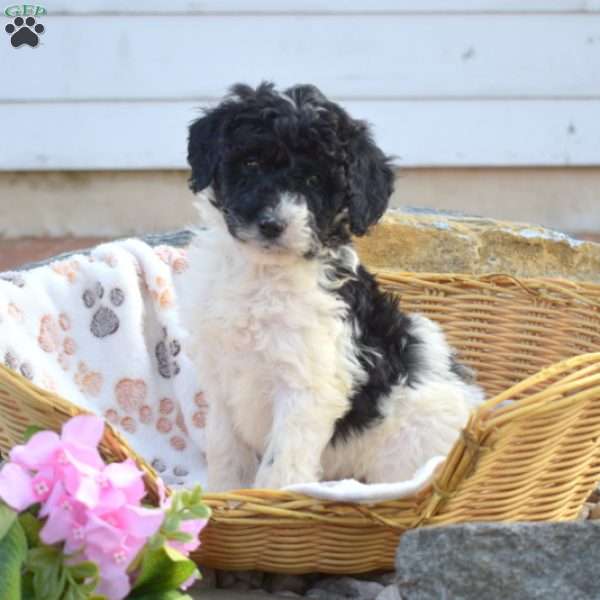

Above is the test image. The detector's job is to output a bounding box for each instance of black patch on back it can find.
[329,262,424,444]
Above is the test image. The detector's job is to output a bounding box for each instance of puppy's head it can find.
[187,82,394,256]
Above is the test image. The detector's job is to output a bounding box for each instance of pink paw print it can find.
[154,246,189,274]
[74,362,103,397]
[37,313,76,370]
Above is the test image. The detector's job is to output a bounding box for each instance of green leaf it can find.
[23,425,45,443]
[131,545,197,595]
[184,504,211,520]
[28,545,66,600]
[0,503,17,541]
[68,560,99,582]
[26,546,61,569]
[18,512,42,547]
[62,584,84,600]
[165,531,193,543]
[0,520,27,600]
[22,571,35,599]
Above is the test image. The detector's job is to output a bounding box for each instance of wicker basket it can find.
[1,271,600,574]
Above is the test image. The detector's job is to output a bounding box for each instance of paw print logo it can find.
[155,328,181,379]
[5,16,44,48]
[83,282,125,339]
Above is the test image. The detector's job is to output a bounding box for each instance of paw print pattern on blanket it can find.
[192,392,208,429]
[154,397,188,452]
[0,273,25,288]
[110,378,154,434]
[155,328,181,378]
[4,350,34,381]
[51,259,80,283]
[83,282,125,338]
[150,458,190,485]
[38,313,76,370]
[74,361,103,397]
[154,246,189,274]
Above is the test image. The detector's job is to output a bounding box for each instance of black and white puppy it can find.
[180,82,483,491]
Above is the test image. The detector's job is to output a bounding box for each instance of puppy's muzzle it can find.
[257,214,286,240]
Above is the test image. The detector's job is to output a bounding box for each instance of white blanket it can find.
[0,239,442,502]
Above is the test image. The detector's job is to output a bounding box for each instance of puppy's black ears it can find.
[345,124,394,236]
[187,111,222,194]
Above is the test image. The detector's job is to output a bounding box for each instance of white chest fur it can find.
[180,225,364,459]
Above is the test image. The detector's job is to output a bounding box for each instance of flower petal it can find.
[10,431,60,469]
[62,415,104,449]
[0,463,35,511]
[74,475,100,508]
[104,460,143,489]
[119,505,163,539]
[39,480,65,517]
[169,518,207,554]
[94,568,131,600]
[40,503,74,545]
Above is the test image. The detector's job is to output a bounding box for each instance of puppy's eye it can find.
[244,157,260,169]
[306,175,320,187]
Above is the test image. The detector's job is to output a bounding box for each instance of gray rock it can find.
[230,581,252,592]
[233,570,265,589]
[309,576,384,599]
[376,586,401,600]
[395,521,600,600]
[266,573,310,595]
[189,591,293,600]
[306,589,347,600]
[371,572,396,587]
[216,570,237,589]
[194,567,217,589]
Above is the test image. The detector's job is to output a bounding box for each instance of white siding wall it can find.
[2,1,600,170]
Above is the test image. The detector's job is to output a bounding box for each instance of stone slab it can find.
[395,521,600,600]
[356,209,600,282]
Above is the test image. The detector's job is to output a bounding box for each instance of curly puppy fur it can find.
[180,82,484,491]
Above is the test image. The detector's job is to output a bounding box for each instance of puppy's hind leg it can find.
[366,381,475,484]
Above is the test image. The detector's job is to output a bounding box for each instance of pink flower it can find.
[0,415,209,600]
[0,463,38,511]
[168,518,207,555]
[0,416,105,512]
[83,510,161,600]
[77,459,145,511]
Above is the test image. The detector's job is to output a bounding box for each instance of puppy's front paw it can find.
[207,471,245,493]
[254,459,317,489]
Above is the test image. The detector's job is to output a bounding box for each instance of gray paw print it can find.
[155,327,181,378]
[83,282,125,338]
[4,350,33,380]
[0,273,25,288]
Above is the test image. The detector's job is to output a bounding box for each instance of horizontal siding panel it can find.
[2,15,600,101]
[48,1,600,15]
[2,100,598,170]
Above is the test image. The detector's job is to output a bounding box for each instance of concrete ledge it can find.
[1,168,599,238]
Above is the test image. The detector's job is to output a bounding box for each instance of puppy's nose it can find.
[258,216,285,239]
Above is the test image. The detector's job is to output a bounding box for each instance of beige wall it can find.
[0,168,599,238]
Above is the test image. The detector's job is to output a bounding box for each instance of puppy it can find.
[180,82,483,491]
